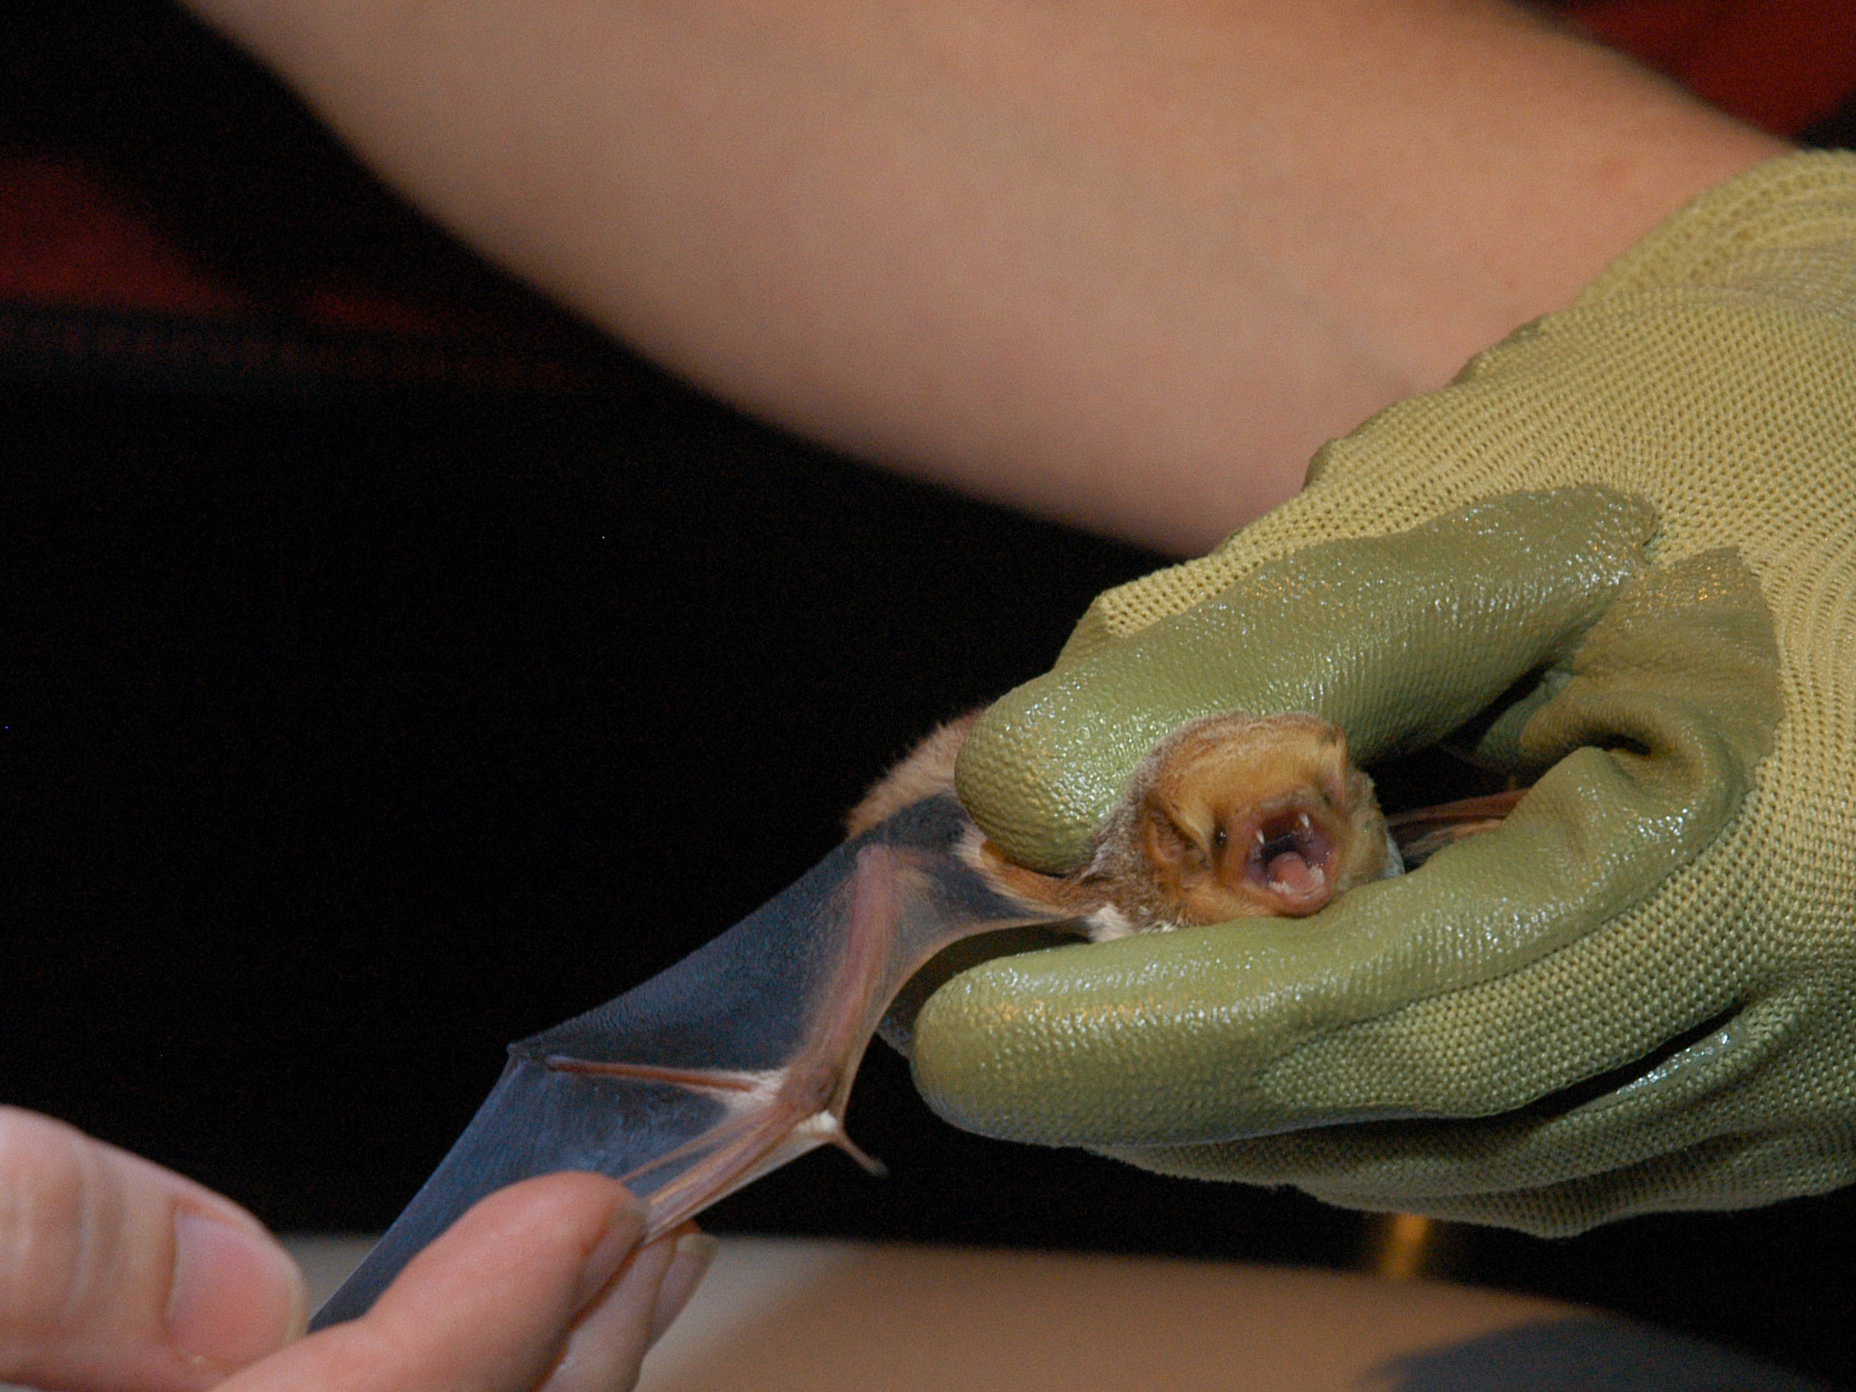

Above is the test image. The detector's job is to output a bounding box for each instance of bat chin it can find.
[1081,903,1140,941]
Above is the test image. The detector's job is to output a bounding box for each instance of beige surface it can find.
[287,1233,1585,1392]
[0,1234,1792,1389]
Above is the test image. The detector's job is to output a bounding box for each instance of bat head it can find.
[1105,712,1392,925]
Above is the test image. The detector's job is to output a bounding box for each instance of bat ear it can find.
[1323,768,1350,811]
[1139,801,1199,870]
[1318,725,1352,807]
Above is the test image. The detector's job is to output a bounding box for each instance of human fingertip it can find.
[570,1187,648,1312]
[538,1221,677,1392]
[168,1208,307,1371]
[647,1232,717,1347]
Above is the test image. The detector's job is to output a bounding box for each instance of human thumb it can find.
[0,1107,307,1392]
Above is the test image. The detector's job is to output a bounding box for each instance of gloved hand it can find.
[910,150,1856,1236]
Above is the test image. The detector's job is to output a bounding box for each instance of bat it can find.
[942,711,1406,938]
[312,710,1516,1328]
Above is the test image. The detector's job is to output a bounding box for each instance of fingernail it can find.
[571,1198,646,1310]
[647,1233,718,1346]
[168,1210,307,1369]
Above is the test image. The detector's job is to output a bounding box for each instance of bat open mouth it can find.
[1241,806,1338,914]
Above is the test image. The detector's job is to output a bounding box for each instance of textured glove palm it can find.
[911,151,1856,1235]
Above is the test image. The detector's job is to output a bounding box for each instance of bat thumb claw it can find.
[829,1128,888,1178]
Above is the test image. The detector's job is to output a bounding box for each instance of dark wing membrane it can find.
[312,795,1062,1329]
[311,1054,726,1327]
[1385,788,1526,867]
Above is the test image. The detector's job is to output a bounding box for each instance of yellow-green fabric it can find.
[914,151,1856,1235]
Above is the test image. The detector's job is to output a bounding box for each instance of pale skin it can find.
[181,0,1784,551]
[10,0,1794,1382]
[0,1108,711,1392]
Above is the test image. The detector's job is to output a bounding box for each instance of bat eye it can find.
[1211,825,1229,850]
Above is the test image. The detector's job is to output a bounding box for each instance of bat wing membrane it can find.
[313,796,1063,1329]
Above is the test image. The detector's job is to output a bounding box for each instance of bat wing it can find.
[312,794,1068,1329]
[1386,788,1527,868]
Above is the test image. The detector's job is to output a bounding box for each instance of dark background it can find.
[5,4,1856,1388]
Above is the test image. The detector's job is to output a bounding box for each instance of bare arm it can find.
[183,0,1784,552]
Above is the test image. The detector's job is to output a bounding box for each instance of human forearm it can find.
[184,0,1784,550]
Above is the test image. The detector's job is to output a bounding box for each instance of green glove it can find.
[911,151,1856,1236]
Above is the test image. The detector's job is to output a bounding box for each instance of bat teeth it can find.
[1295,811,1312,832]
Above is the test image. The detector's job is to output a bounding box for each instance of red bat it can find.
[313,710,1515,1327]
